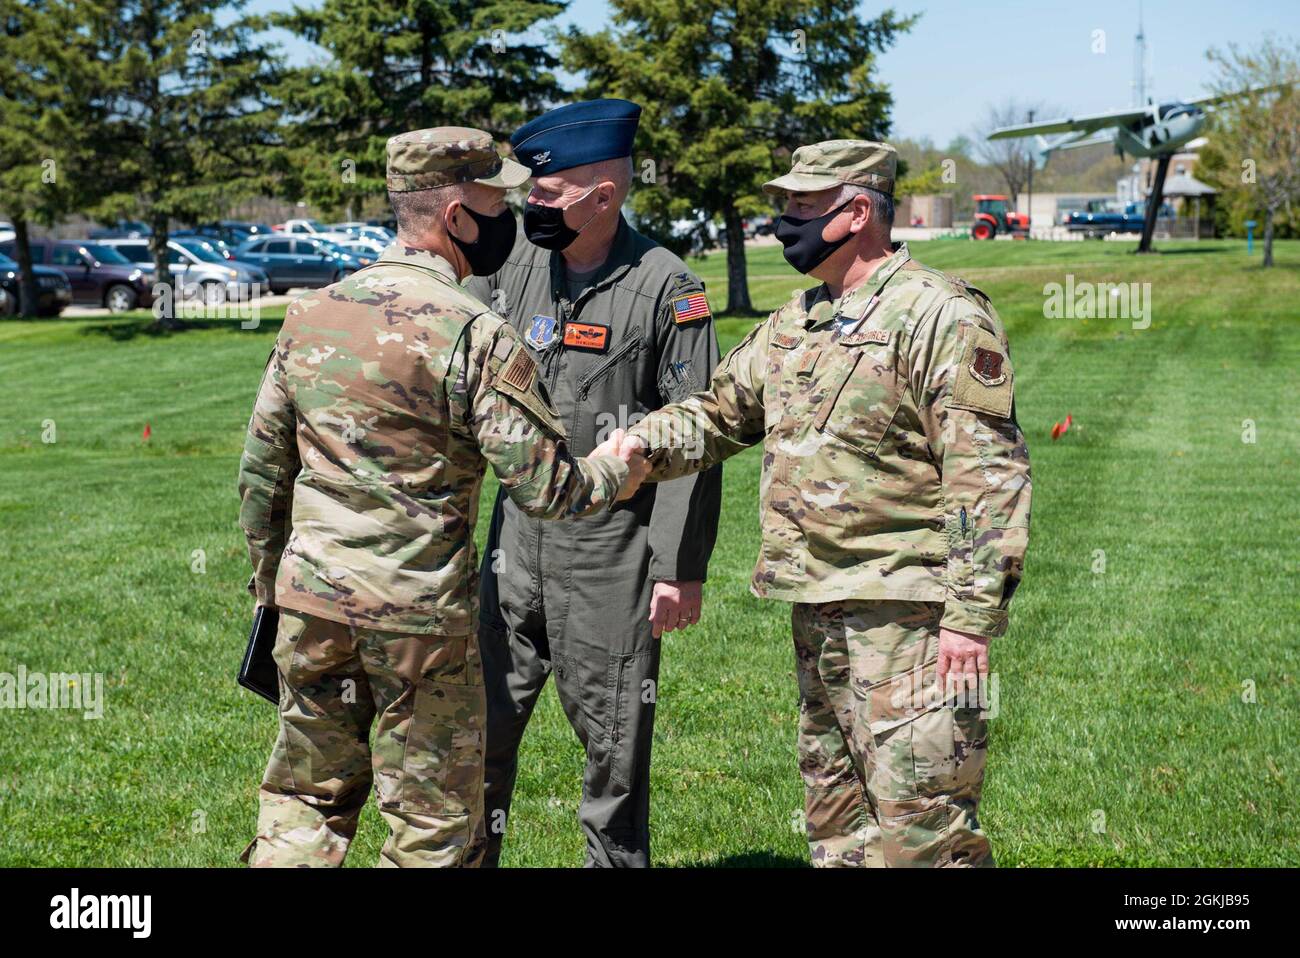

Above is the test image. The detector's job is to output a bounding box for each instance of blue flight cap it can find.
[510,99,642,177]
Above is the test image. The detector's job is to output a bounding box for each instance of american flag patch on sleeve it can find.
[671,292,711,324]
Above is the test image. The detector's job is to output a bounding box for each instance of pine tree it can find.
[561,0,915,314]
[272,0,567,217]
[0,0,92,317]
[83,0,284,324]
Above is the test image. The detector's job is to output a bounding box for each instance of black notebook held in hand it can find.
[239,606,280,704]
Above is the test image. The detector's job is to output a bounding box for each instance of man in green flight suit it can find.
[468,99,722,867]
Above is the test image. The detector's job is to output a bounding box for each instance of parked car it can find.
[310,238,369,271]
[1064,200,1175,237]
[0,239,154,312]
[98,237,269,303]
[0,221,14,244]
[176,226,244,249]
[330,222,396,244]
[0,251,73,317]
[233,235,356,294]
[670,216,721,253]
[89,220,152,239]
[172,231,240,260]
[333,240,383,266]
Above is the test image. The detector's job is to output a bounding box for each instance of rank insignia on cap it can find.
[970,346,1006,386]
[511,99,642,176]
[525,314,559,351]
[672,292,711,324]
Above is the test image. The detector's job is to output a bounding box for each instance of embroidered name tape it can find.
[839,326,892,347]
[563,321,610,351]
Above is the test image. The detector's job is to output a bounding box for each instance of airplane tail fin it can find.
[1033,136,1053,170]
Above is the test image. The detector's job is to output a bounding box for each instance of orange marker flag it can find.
[1051,413,1073,441]
[142,422,152,442]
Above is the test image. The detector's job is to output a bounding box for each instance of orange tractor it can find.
[970,195,1030,240]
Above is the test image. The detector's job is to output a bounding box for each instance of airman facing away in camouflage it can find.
[623,140,1032,867]
[236,126,646,868]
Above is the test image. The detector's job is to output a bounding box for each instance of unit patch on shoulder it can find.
[951,325,1013,418]
[969,346,1005,386]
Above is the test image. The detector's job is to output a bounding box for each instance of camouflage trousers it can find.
[792,599,993,868]
[242,609,487,868]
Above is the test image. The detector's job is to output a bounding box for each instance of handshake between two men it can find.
[589,427,652,502]
[238,114,1030,870]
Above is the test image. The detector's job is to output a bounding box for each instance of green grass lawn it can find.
[1,238,1296,866]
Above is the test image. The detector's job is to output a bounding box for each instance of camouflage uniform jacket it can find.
[627,243,1031,638]
[237,243,629,636]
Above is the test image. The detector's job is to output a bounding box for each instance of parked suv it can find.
[0,252,73,316]
[0,240,154,312]
[233,236,356,294]
[275,218,353,244]
[99,237,269,304]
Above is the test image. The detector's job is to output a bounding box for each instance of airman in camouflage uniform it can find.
[236,127,636,868]
[625,141,1032,867]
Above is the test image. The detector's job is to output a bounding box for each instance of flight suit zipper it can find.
[577,334,641,399]
[532,299,571,610]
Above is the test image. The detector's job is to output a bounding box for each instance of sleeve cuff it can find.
[251,577,278,606]
[940,600,1008,639]
[587,454,629,511]
[649,566,708,584]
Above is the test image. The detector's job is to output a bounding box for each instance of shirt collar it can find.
[804,242,911,329]
[377,242,461,285]
[549,214,636,305]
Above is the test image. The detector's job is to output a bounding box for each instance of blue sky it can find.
[247,0,1299,146]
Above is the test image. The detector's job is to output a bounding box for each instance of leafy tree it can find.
[272,0,567,218]
[1198,39,1300,267]
[0,0,93,317]
[970,98,1059,205]
[561,0,915,314]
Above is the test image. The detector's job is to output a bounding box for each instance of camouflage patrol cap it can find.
[763,140,897,197]
[386,127,531,192]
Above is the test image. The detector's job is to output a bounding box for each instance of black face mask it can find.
[522,186,598,251]
[775,199,854,274]
[449,203,517,276]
